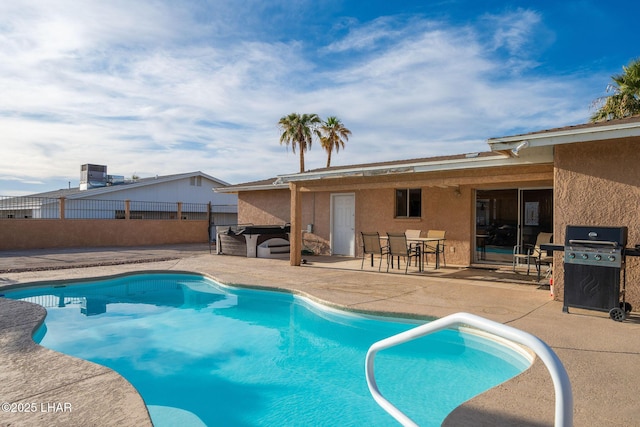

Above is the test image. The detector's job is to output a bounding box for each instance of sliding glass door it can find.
[519,188,553,248]
[475,188,552,264]
[475,189,518,263]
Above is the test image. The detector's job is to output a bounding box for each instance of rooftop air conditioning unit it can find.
[80,164,107,190]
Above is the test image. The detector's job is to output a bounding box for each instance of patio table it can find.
[381,236,446,271]
[413,237,446,270]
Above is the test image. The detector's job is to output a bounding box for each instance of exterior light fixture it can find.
[511,140,529,157]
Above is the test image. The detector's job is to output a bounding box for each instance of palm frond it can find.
[319,116,352,167]
[591,58,640,122]
[277,112,321,172]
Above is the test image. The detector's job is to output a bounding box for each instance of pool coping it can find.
[0,297,153,427]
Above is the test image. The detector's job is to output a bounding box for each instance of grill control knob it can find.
[608,255,616,262]
[594,254,602,261]
[581,253,588,260]
[568,253,575,259]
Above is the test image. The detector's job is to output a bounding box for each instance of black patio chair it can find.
[361,232,389,271]
[386,232,421,274]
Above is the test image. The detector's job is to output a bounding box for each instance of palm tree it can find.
[591,58,640,122]
[319,116,352,168]
[278,113,321,173]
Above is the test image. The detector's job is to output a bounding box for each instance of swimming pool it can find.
[5,273,531,426]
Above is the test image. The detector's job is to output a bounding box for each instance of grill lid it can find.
[565,226,628,247]
[564,225,627,268]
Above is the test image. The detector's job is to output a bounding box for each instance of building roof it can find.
[30,171,230,199]
[288,151,501,174]
[274,151,516,184]
[488,114,640,151]
[214,177,289,193]
[217,148,553,192]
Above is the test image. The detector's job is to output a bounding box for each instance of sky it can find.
[1,0,639,196]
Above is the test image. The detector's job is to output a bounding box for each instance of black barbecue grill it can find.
[561,225,632,321]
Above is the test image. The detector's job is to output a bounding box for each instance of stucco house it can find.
[216,115,640,309]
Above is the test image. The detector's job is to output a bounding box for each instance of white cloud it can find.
[0,2,598,194]
[484,9,542,54]
[323,16,410,53]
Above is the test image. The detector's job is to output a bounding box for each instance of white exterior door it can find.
[331,193,355,256]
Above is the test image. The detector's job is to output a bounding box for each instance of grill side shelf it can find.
[624,247,640,257]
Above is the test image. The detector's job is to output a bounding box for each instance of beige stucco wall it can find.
[238,186,473,263]
[354,186,473,265]
[238,189,291,225]
[553,137,640,309]
[0,219,209,250]
[237,190,332,254]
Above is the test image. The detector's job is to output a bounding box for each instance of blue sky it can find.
[1,0,638,196]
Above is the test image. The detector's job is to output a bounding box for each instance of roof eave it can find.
[488,121,640,151]
[215,183,289,193]
[274,150,552,184]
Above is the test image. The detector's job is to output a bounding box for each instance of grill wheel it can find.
[609,307,626,322]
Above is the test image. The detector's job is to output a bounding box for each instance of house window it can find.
[190,176,202,187]
[395,188,422,218]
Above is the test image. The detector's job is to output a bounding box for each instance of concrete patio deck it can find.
[1,244,639,426]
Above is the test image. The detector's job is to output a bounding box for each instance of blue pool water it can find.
[5,273,530,426]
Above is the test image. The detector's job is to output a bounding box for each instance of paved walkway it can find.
[1,245,639,426]
[0,244,210,273]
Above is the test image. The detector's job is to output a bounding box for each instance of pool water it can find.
[5,273,530,426]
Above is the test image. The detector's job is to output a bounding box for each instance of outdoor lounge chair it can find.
[405,229,422,239]
[405,230,423,265]
[386,232,421,274]
[361,232,389,271]
[423,230,446,267]
[513,232,553,277]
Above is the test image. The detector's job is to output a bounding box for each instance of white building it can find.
[2,165,238,225]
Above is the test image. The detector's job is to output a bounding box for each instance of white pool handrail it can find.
[365,312,573,427]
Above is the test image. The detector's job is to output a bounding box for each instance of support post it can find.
[59,197,65,219]
[290,182,302,266]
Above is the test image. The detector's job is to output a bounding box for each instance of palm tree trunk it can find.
[326,151,332,168]
[299,148,305,173]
